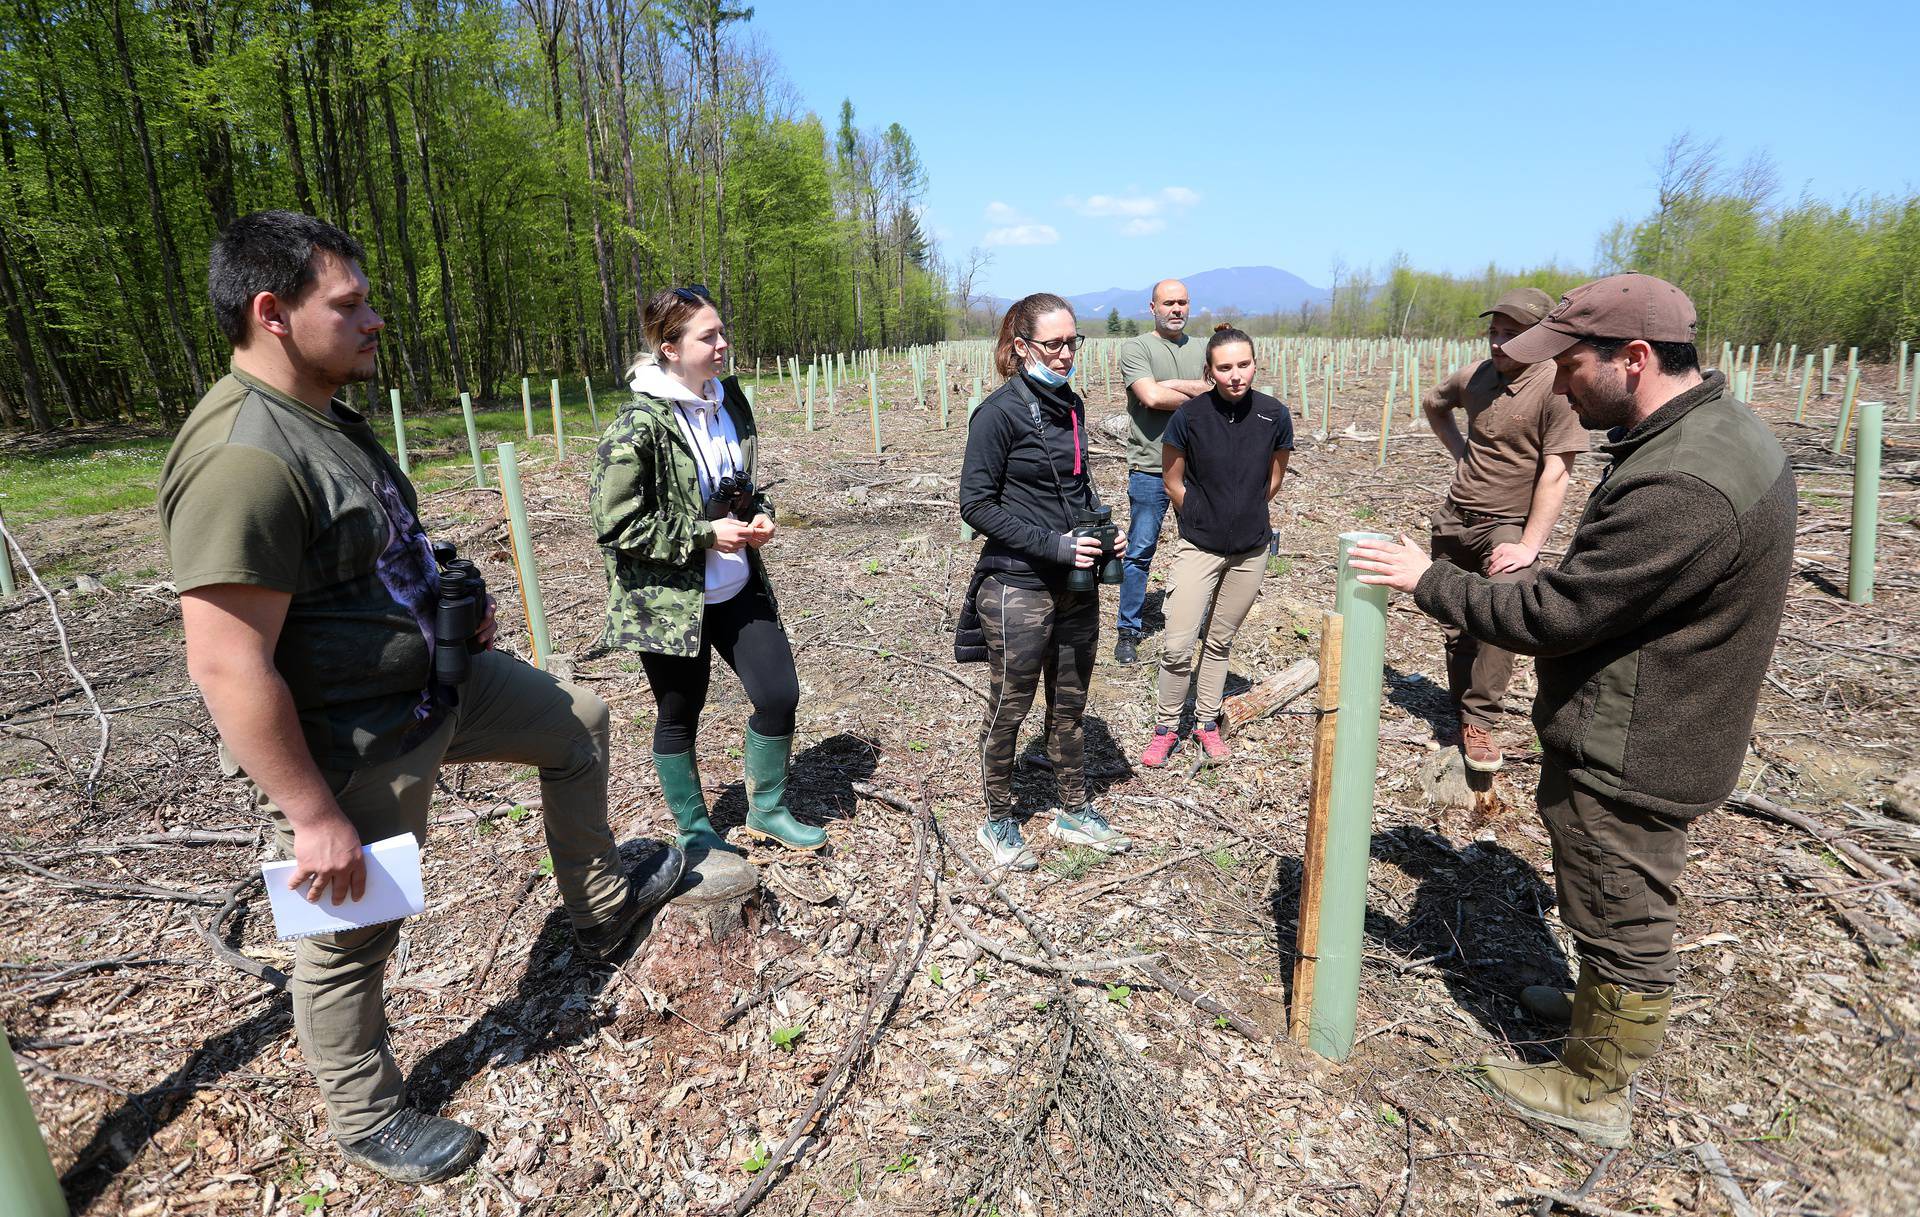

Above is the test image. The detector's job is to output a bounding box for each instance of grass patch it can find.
[1045,845,1111,880]
[0,437,172,522]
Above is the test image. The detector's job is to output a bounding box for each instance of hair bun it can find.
[1214,322,1232,333]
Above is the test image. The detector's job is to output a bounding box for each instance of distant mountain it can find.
[994,266,1329,321]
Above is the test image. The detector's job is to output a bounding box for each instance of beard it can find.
[1570,365,1636,431]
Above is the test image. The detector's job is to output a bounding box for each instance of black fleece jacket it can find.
[959,372,1103,588]
[1414,372,1796,820]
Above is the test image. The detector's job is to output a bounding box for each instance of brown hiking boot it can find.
[1460,722,1502,773]
[1479,969,1672,1148]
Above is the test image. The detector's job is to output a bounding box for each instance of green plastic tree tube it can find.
[1821,346,1834,396]
[459,392,487,489]
[1832,364,1861,454]
[1785,343,1798,383]
[1850,402,1883,604]
[1796,354,1813,422]
[1909,354,1919,422]
[521,376,534,437]
[0,508,16,599]
[939,362,951,429]
[1305,531,1391,1061]
[1900,341,1910,396]
[805,366,816,432]
[868,371,882,454]
[584,377,598,428]
[496,443,550,669]
[549,379,564,459]
[1,1028,66,1215]
[389,388,410,476]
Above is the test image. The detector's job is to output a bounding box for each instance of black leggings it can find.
[638,579,800,753]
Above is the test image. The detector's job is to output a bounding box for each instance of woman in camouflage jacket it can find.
[591,287,825,855]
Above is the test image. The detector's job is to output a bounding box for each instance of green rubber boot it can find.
[652,750,731,854]
[741,729,827,851]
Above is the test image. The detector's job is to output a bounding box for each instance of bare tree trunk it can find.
[409,59,467,396]
[605,0,647,335]
[570,3,620,377]
[377,62,427,402]
[279,43,317,215]
[0,223,53,431]
[110,0,207,396]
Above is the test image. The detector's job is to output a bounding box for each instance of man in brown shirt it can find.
[1421,287,1587,771]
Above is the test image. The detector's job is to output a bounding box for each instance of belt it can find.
[1447,500,1521,527]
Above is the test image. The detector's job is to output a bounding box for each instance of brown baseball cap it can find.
[1479,287,1554,327]
[1500,273,1699,365]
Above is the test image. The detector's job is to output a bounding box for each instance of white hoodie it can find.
[629,364,750,604]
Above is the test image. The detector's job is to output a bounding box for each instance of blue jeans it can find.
[1117,469,1170,635]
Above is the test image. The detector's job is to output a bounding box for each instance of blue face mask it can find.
[1025,359,1070,388]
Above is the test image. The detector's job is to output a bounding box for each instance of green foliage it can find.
[0,2,950,435]
[740,1143,772,1174]
[1106,307,1123,336]
[770,1024,805,1052]
[1104,983,1132,1006]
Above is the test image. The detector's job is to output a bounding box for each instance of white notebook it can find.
[262,833,427,941]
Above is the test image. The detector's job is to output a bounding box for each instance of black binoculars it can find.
[431,542,488,687]
[1065,506,1125,592]
[705,472,758,521]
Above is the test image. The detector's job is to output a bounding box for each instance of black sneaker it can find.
[340,1108,485,1183]
[575,845,686,959]
[1113,632,1140,665]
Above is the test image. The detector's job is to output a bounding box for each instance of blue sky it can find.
[750,0,1919,300]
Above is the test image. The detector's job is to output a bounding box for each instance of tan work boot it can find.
[1460,722,1503,772]
[1519,983,1574,1026]
[1479,970,1672,1147]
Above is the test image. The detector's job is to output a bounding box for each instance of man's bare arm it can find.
[1130,376,1209,411]
[1423,405,1467,461]
[182,585,367,904]
[1489,452,1576,574]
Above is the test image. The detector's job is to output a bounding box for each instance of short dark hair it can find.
[209,211,367,346]
[1585,336,1700,376]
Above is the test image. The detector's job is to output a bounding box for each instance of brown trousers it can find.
[250,650,628,1140]
[1155,538,1267,728]
[1537,760,1689,991]
[1428,498,1535,729]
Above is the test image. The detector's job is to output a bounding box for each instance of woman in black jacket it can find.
[958,293,1131,871]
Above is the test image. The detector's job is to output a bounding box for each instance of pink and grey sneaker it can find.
[1194,720,1230,762]
[1140,726,1180,769]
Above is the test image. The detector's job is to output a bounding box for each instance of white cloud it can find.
[1062,186,1202,219]
[1119,217,1166,237]
[983,200,1025,224]
[984,224,1059,247]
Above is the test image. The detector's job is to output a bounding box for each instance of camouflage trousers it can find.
[976,576,1099,820]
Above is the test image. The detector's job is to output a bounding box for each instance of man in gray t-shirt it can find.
[1113,278,1209,663]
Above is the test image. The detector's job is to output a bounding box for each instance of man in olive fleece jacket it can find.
[1350,274,1795,1149]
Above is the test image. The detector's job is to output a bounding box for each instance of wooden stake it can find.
[1291,611,1344,1046]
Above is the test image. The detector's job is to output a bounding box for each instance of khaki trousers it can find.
[1154,538,1267,728]
[1428,498,1535,729]
[253,650,627,1140]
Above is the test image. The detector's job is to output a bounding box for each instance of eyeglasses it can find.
[1020,333,1086,355]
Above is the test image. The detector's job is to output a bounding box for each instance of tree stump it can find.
[661,847,760,942]
[1419,746,1501,822]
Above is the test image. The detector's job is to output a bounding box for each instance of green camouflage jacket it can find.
[591,375,778,656]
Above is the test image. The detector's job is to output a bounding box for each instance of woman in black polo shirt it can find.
[1141,324,1294,767]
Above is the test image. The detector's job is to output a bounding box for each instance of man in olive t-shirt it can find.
[158,212,682,1184]
[1421,287,1587,772]
[1113,278,1210,664]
